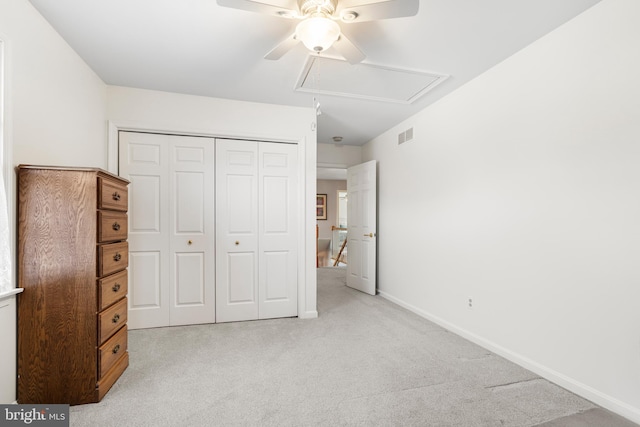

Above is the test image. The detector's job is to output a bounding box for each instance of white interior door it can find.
[346,160,377,295]
[119,132,215,328]
[215,139,259,322]
[120,132,169,329]
[258,142,298,319]
[216,139,298,322]
[168,135,215,326]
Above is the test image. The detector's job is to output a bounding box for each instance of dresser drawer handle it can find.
[112,192,121,201]
[113,253,122,262]
[112,222,121,231]
[112,313,120,323]
[112,283,121,292]
[112,344,121,354]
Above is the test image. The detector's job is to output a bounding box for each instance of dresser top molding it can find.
[16,164,129,184]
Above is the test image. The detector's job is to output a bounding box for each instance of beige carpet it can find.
[68,267,636,426]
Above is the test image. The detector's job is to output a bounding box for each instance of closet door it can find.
[168,135,215,326]
[119,132,215,328]
[259,142,298,319]
[119,132,170,329]
[216,139,298,322]
[215,140,259,322]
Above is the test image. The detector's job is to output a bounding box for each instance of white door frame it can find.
[107,120,317,320]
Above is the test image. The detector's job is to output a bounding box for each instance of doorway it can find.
[316,161,378,295]
[316,168,346,268]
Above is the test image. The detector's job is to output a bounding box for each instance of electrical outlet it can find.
[467,297,473,309]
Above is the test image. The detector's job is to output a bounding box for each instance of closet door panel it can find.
[130,251,161,308]
[175,253,205,305]
[263,251,289,300]
[120,132,215,328]
[168,136,215,326]
[120,132,170,329]
[227,252,257,303]
[259,143,298,319]
[216,139,259,322]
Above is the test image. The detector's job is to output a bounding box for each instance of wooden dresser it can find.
[16,165,130,405]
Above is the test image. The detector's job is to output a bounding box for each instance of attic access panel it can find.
[295,56,448,104]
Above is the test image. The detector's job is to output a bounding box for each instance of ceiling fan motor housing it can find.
[298,0,337,17]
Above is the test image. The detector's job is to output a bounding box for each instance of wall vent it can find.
[398,127,414,145]
[405,127,414,141]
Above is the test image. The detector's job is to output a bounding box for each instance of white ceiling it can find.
[28,0,601,146]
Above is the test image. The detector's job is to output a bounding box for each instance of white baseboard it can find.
[299,310,318,319]
[378,290,640,425]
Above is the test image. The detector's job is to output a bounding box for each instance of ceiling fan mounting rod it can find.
[298,0,337,17]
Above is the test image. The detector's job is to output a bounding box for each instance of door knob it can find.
[363,233,375,238]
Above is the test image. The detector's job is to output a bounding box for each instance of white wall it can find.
[0,296,17,403]
[2,1,107,168]
[316,179,346,240]
[0,0,109,403]
[362,0,640,422]
[107,86,318,318]
[317,142,362,167]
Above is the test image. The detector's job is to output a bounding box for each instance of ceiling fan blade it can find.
[216,0,298,17]
[335,0,419,23]
[264,32,299,60]
[332,33,366,64]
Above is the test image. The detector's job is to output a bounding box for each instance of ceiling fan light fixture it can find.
[296,16,340,53]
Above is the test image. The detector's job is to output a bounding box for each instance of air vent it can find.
[398,127,414,145]
[405,127,414,141]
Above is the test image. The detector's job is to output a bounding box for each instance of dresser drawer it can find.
[98,211,128,243]
[98,325,127,379]
[99,270,128,311]
[98,177,128,212]
[98,242,128,277]
[98,297,127,345]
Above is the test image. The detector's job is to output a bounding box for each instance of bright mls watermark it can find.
[1,405,69,426]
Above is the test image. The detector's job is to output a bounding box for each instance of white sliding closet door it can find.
[216,139,298,322]
[119,132,215,329]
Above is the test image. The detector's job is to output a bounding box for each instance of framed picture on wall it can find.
[316,194,327,220]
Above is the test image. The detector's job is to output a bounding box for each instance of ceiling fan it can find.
[216,0,419,64]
